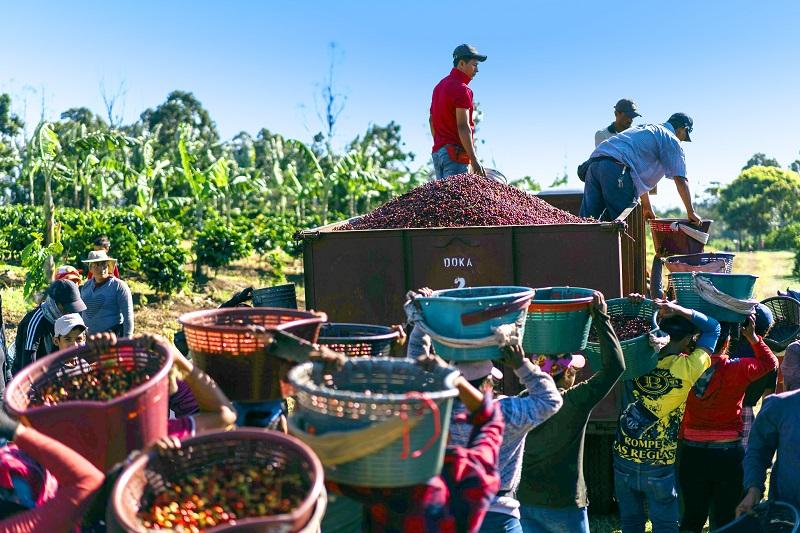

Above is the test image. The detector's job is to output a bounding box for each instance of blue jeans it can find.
[519,504,589,533]
[233,400,285,428]
[480,511,523,532]
[613,457,679,533]
[432,145,468,179]
[579,158,636,221]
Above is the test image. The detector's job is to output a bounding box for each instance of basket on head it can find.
[523,287,594,355]
[4,338,173,471]
[252,283,298,309]
[111,429,325,533]
[650,219,713,256]
[288,357,459,487]
[318,323,401,357]
[416,286,535,361]
[761,296,800,352]
[669,272,758,323]
[583,298,659,380]
[178,308,326,401]
[664,252,735,274]
[714,500,799,533]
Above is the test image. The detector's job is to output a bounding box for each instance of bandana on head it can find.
[534,354,585,377]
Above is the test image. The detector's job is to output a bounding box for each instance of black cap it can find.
[46,279,86,314]
[453,44,487,62]
[614,98,641,119]
[667,112,693,142]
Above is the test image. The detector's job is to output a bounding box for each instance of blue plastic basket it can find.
[670,272,758,322]
[288,357,459,487]
[523,287,594,355]
[417,286,535,361]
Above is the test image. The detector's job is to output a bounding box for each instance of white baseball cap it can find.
[455,360,503,382]
[54,313,87,337]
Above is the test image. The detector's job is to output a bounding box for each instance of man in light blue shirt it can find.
[579,113,700,224]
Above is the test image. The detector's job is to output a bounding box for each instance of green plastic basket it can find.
[669,273,758,322]
[583,298,660,380]
[288,357,459,487]
[523,287,594,355]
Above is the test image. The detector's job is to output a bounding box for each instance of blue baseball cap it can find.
[667,113,693,142]
[753,303,774,336]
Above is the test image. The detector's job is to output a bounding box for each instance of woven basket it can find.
[715,500,799,532]
[288,357,459,487]
[650,219,713,255]
[761,296,800,352]
[583,298,659,380]
[5,338,173,471]
[178,308,326,401]
[252,283,298,309]
[670,273,758,323]
[523,287,594,355]
[417,286,535,361]
[318,323,401,357]
[112,429,324,533]
[664,253,735,274]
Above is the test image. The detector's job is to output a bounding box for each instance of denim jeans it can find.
[519,504,589,533]
[613,457,679,533]
[233,400,285,429]
[480,511,523,532]
[432,145,468,179]
[579,158,636,221]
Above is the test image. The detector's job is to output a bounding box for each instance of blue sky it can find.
[3,1,799,209]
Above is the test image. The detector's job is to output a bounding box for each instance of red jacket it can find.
[681,336,778,442]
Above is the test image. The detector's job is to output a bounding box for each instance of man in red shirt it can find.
[429,44,487,179]
[678,306,778,532]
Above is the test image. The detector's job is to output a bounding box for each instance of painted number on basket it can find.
[454,277,466,288]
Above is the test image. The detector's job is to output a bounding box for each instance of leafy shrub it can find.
[192,222,251,272]
[21,233,63,301]
[765,223,800,250]
[140,222,188,295]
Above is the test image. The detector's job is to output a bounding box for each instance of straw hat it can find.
[81,250,117,265]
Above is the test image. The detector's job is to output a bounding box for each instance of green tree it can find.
[742,153,780,170]
[718,166,800,245]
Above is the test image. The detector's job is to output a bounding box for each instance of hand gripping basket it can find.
[664,252,735,274]
[288,357,459,487]
[761,296,800,352]
[4,338,173,471]
[523,287,595,355]
[650,218,713,255]
[318,323,401,357]
[715,500,799,533]
[111,429,325,533]
[416,286,535,361]
[178,308,326,402]
[669,272,758,323]
[583,298,659,380]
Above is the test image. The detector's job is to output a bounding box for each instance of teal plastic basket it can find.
[288,357,459,487]
[417,286,535,361]
[669,273,758,322]
[523,287,594,355]
[583,298,659,380]
[320,493,363,532]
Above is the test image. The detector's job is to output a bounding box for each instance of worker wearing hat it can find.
[52,314,87,352]
[519,291,625,533]
[429,44,488,179]
[578,112,698,224]
[448,344,562,532]
[80,250,134,337]
[595,99,641,147]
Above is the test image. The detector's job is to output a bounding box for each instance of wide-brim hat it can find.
[81,250,117,265]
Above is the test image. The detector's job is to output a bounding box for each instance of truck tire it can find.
[585,433,616,515]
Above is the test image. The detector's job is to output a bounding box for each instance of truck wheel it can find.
[585,433,616,515]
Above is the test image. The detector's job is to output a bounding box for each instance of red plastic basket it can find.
[4,338,173,471]
[649,218,712,255]
[178,308,326,401]
[111,429,325,533]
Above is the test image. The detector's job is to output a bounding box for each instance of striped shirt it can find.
[12,307,54,375]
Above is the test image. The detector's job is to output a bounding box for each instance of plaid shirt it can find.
[328,393,504,533]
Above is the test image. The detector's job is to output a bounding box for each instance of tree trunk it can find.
[83,175,91,211]
[28,172,35,206]
[43,174,55,281]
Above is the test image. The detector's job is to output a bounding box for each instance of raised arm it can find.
[498,344,562,429]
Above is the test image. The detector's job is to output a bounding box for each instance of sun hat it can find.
[81,250,117,265]
[455,360,503,382]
